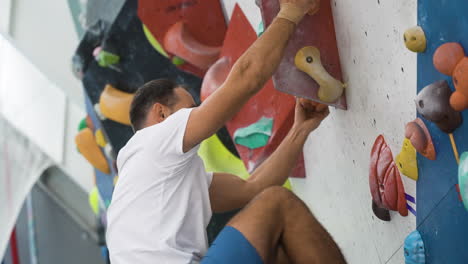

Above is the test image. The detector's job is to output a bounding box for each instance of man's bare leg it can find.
[228,186,346,264]
[274,245,291,264]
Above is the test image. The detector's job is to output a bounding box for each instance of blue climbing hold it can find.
[404,230,426,264]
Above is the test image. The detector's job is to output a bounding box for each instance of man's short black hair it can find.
[130,79,179,131]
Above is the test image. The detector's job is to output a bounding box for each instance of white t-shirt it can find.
[106,108,213,264]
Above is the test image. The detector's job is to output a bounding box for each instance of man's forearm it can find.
[248,125,310,190]
[183,15,300,151]
[230,17,296,94]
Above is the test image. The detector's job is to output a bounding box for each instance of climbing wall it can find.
[70,0,468,262]
[222,0,418,263]
[416,0,468,262]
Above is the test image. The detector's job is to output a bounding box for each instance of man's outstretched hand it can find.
[293,98,329,135]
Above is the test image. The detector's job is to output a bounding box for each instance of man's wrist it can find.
[290,123,311,143]
[277,3,306,25]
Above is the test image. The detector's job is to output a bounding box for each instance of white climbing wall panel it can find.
[220,1,417,263]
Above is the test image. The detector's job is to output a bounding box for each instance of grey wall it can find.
[3,184,105,264]
[9,0,83,107]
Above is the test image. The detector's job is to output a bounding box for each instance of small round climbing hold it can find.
[78,117,88,131]
[404,230,425,264]
[403,26,426,53]
[172,56,185,66]
[95,129,107,147]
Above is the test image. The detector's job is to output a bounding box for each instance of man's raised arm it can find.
[183,0,319,152]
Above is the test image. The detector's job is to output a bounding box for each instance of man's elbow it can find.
[233,58,266,95]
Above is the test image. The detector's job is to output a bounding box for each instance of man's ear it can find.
[153,103,168,122]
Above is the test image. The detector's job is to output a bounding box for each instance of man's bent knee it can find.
[257,186,298,203]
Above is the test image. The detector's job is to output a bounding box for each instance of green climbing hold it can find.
[257,21,264,37]
[78,117,88,131]
[97,50,120,67]
[142,24,169,58]
[459,152,468,211]
[172,56,185,66]
[234,117,273,149]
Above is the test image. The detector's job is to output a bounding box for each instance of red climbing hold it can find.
[201,57,231,102]
[369,135,408,219]
[164,22,222,71]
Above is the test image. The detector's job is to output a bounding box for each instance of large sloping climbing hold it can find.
[415,80,462,133]
[295,46,345,103]
[164,22,222,71]
[138,0,226,77]
[458,152,468,211]
[99,84,135,126]
[200,57,231,102]
[405,118,436,160]
[234,117,274,149]
[433,42,468,111]
[404,230,426,264]
[404,26,427,53]
[396,138,419,181]
[369,135,408,220]
[75,128,110,174]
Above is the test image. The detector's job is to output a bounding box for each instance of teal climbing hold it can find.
[234,117,273,149]
[458,152,468,211]
[78,118,87,131]
[97,50,120,67]
[257,21,264,37]
[404,230,426,264]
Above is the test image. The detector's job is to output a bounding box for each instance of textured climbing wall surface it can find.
[222,1,417,263]
[416,0,468,263]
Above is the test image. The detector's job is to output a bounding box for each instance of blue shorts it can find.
[201,226,263,264]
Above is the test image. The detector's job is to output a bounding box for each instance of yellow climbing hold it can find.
[404,26,427,53]
[396,138,419,181]
[95,129,107,147]
[99,84,134,126]
[113,175,119,186]
[198,134,292,190]
[295,46,345,103]
[88,186,100,215]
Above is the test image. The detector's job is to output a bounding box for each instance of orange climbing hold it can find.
[405,118,436,160]
[75,128,110,174]
[99,84,134,126]
[433,43,468,111]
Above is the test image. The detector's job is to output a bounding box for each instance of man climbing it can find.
[106,0,346,263]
